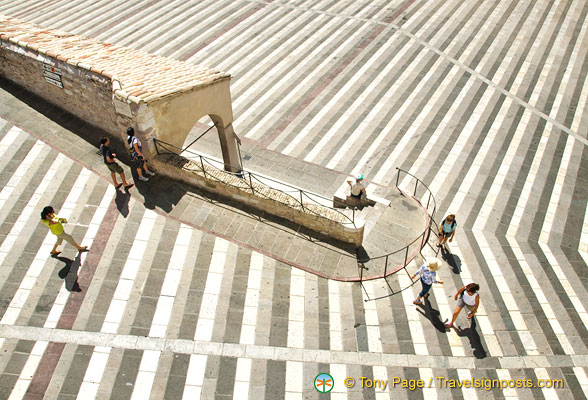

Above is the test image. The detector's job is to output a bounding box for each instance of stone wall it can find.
[0,39,134,139]
[151,154,364,247]
[0,34,365,246]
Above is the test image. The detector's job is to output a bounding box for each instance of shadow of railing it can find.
[360,168,441,300]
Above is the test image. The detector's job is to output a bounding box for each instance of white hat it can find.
[356,174,364,180]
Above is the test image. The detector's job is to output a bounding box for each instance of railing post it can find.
[396,168,400,188]
[299,191,304,211]
[426,192,431,213]
[404,246,409,267]
[414,178,418,197]
[200,156,207,179]
[248,173,254,195]
[384,255,388,277]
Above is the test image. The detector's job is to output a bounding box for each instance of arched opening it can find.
[179,114,242,173]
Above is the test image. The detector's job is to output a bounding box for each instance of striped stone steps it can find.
[0,120,583,398]
[0,0,586,397]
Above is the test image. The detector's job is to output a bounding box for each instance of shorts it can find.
[457,297,475,312]
[55,231,77,247]
[106,162,123,174]
[440,230,453,237]
[131,154,144,169]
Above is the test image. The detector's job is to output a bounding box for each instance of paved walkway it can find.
[0,0,587,399]
[0,77,428,282]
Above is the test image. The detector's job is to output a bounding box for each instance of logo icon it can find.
[314,373,334,393]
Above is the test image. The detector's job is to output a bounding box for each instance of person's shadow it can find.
[441,246,462,274]
[115,187,131,217]
[54,254,82,292]
[415,298,447,333]
[453,318,487,358]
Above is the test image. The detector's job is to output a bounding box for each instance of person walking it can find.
[99,136,132,189]
[437,213,457,248]
[40,206,88,255]
[445,283,480,329]
[411,258,443,305]
[347,174,367,200]
[127,127,155,182]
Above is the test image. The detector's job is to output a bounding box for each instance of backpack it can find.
[442,218,456,231]
[128,136,140,157]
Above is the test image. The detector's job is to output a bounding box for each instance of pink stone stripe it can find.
[179,3,264,61]
[259,0,418,148]
[389,0,418,22]
[23,199,120,400]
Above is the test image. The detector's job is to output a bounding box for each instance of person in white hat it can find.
[347,174,367,200]
[411,258,443,305]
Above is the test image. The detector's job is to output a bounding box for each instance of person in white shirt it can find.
[127,127,155,182]
[411,258,443,305]
[445,283,480,328]
[347,174,367,200]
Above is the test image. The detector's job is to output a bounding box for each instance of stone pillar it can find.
[216,122,242,173]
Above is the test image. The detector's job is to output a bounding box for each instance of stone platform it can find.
[355,193,429,280]
[0,76,429,282]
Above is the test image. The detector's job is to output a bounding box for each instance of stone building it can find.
[0,15,242,172]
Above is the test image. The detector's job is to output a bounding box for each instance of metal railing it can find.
[153,138,357,228]
[360,167,439,300]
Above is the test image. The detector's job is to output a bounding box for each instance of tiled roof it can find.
[0,15,231,103]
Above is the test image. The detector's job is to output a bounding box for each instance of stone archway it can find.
[0,16,242,173]
[132,78,242,173]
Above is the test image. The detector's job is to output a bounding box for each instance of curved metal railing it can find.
[153,139,357,228]
[360,168,439,299]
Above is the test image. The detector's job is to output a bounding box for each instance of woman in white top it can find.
[445,282,480,328]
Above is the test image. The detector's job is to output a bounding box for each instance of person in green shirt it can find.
[40,206,88,256]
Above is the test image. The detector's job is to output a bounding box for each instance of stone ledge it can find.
[151,153,365,247]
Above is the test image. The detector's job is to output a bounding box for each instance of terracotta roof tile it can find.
[0,15,231,103]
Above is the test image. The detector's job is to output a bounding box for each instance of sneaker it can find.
[413,300,422,305]
[145,170,155,176]
[139,176,149,182]
[444,323,453,328]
